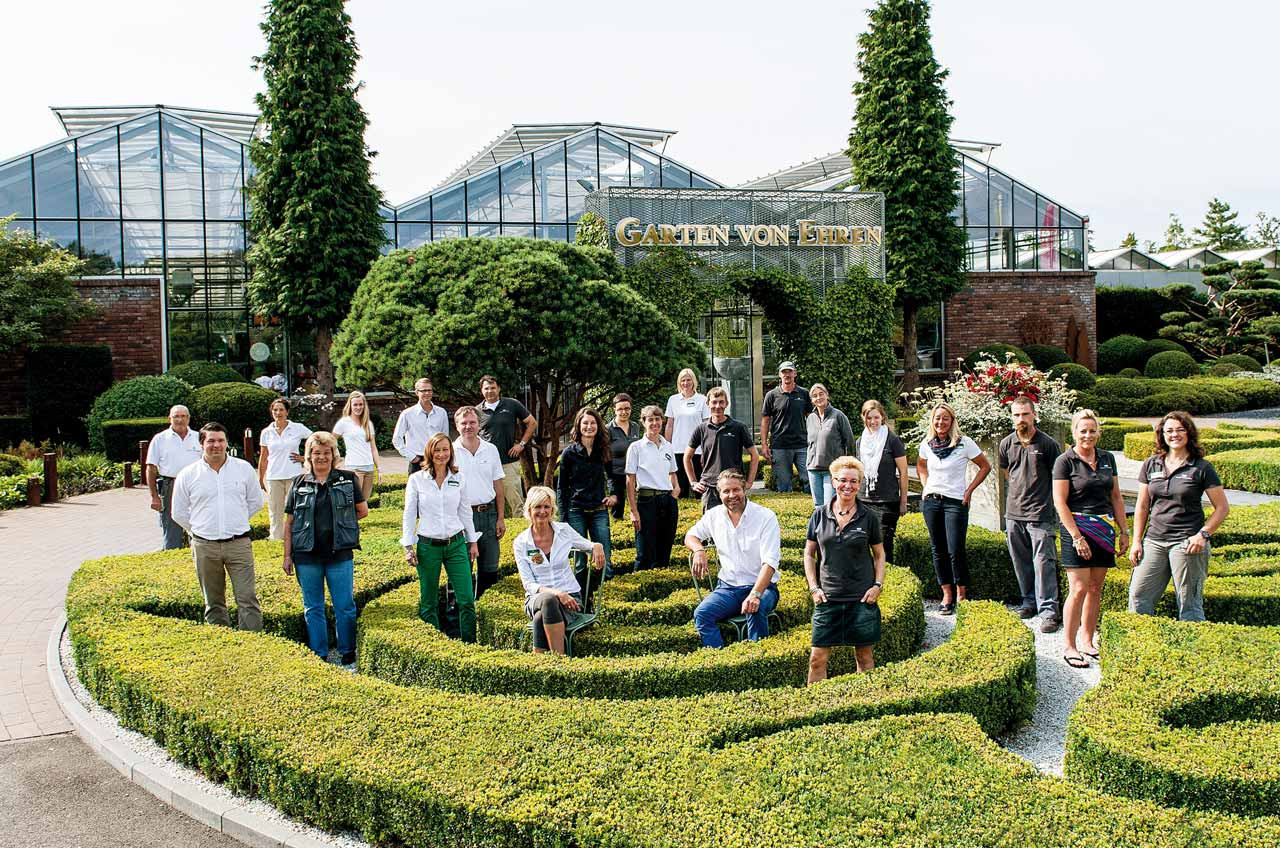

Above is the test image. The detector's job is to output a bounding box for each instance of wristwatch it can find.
[748,590,762,601]
[1199,529,1211,541]
[872,581,883,589]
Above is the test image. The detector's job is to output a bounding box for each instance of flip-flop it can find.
[1081,648,1101,660]
[939,602,955,615]
[1063,653,1089,668]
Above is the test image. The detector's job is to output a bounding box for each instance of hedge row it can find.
[101,417,170,462]
[1078,376,1280,417]
[1123,425,1280,461]
[1206,447,1280,496]
[1065,612,1280,818]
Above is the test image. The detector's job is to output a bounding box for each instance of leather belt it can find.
[192,530,250,543]
[419,531,464,547]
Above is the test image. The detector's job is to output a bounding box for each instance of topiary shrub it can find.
[85,375,192,453]
[27,343,114,446]
[1047,362,1096,390]
[187,381,280,449]
[961,343,1030,373]
[1144,350,1199,379]
[166,360,248,388]
[1117,367,1142,379]
[1208,361,1238,377]
[1022,344,1071,371]
[101,417,171,462]
[1137,338,1186,366]
[1097,334,1146,374]
[1143,384,1243,416]
[1214,353,1264,373]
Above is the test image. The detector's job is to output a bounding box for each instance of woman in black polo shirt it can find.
[1128,411,1229,622]
[854,399,909,564]
[804,456,885,683]
[1052,409,1128,668]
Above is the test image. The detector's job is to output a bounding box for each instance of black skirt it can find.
[811,600,881,648]
[1058,522,1116,568]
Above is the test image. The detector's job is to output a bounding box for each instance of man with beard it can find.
[999,395,1062,632]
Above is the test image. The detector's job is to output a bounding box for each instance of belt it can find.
[923,493,963,504]
[192,531,250,543]
[636,487,670,499]
[419,531,464,547]
[471,501,495,512]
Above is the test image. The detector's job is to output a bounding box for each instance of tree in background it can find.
[1160,261,1280,358]
[0,218,96,355]
[849,0,966,393]
[1253,212,1280,248]
[1120,232,1138,249]
[1154,213,1191,252]
[1192,198,1250,252]
[246,0,385,396]
[331,238,706,485]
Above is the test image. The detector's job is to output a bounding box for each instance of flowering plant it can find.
[901,355,1077,445]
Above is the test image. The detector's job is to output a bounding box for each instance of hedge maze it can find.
[66,482,1280,846]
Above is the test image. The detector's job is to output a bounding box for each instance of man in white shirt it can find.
[684,470,782,647]
[393,377,450,475]
[171,423,265,631]
[453,406,506,598]
[145,405,203,550]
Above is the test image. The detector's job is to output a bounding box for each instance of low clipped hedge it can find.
[101,417,169,462]
[1207,447,1280,495]
[1079,375,1280,416]
[962,342,1029,372]
[1097,418,1151,451]
[1144,350,1199,379]
[1123,425,1280,461]
[85,375,192,453]
[1215,353,1264,373]
[894,512,1023,602]
[1065,612,1280,818]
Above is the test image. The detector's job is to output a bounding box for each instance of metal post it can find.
[243,428,254,464]
[123,462,134,488]
[43,452,58,503]
[138,439,149,472]
[26,477,41,507]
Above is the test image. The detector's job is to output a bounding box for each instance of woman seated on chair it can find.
[513,485,606,655]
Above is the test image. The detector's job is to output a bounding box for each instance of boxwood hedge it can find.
[1206,447,1280,496]
[1124,425,1280,461]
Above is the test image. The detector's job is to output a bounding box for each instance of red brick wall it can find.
[0,276,163,415]
[943,271,1097,372]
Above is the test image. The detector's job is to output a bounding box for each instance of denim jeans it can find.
[808,471,834,507]
[635,493,678,570]
[156,477,185,550]
[1006,518,1060,615]
[567,505,613,599]
[294,557,356,657]
[772,448,808,493]
[693,581,780,648]
[1129,536,1209,621]
[471,504,500,598]
[921,494,970,588]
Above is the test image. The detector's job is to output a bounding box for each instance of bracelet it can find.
[872,581,883,588]
[809,586,821,595]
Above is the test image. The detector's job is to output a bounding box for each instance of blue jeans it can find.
[772,448,808,493]
[921,494,970,588]
[693,581,780,648]
[808,471,834,507]
[294,557,356,657]
[567,505,613,594]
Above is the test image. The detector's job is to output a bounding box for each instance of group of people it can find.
[143,360,1232,678]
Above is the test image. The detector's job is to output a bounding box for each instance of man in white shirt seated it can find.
[145,404,202,550]
[171,422,266,631]
[392,377,450,475]
[683,470,782,647]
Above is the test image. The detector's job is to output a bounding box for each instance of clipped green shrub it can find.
[1215,353,1264,373]
[1096,419,1151,452]
[893,512,1022,602]
[101,417,170,462]
[166,360,249,388]
[85,375,192,453]
[1022,344,1071,371]
[1207,447,1280,495]
[1097,334,1146,374]
[1144,350,1199,379]
[27,343,114,445]
[1124,426,1280,461]
[187,381,279,447]
[961,342,1030,372]
[1047,362,1096,390]
[1137,338,1186,365]
[1116,367,1142,379]
[1214,376,1280,409]
[0,415,30,448]
[1143,384,1244,416]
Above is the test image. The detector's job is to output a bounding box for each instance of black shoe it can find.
[341,652,356,665]
[1017,605,1036,619]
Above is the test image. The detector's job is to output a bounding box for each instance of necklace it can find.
[835,502,856,517]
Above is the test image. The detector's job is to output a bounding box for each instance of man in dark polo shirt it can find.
[476,375,538,518]
[760,361,813,494]
[684,386,759,512]
[998,395,1062,632]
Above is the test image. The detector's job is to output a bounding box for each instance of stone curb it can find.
[46,615,343,848]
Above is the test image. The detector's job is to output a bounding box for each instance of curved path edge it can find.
[47,615,345,848]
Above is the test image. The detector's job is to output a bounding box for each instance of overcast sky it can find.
[4,0,1276,249]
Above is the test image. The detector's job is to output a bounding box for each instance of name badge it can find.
[686,400,696,407]
[664,453,673,462]
[447,479,460,487]
[1148,470,1165,481]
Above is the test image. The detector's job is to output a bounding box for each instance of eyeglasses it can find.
[1163,427,1187,435]
[833,477,860,486]
[415,388,433,394]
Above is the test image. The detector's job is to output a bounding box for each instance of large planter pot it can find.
[967,437,1006,532]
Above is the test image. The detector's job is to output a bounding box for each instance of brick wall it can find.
[943,271,1097,372]
[0,276,164,415]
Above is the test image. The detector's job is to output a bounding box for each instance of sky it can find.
[4,0,1276,249]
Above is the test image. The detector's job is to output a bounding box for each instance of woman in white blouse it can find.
[664,368,709,498]
[513,486,605,655]
[401,433,480,642]
[333,390,381,502]
[916,402,991,615]
[257,397,312,541]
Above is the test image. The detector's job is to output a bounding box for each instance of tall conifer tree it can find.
[849,0,965,392]
[247,0,385,395]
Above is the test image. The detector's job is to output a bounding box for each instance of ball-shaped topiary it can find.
[1097,334,1146,374]
[1117,368,1143,379]
[84,375,193,452]
[1214,353,1264,373]
[1137,338,1186,367]
[1208,362,1238,377]
[187,382,280,449]
[961,343,1031,373]
[166,360,249,388]
[1022,344,1071,371]
[1144,350,1199,379]
[1048,362,1096,391]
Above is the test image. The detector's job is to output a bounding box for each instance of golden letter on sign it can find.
[616,217,643,247]
[796,219,817,245]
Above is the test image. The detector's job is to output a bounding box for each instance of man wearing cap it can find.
[760,361,813,494]
[146,404,203,550]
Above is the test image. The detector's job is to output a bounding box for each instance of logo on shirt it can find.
[528,550,544,564]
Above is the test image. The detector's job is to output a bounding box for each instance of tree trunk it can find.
[901,300,921,394]
[314,324,337,396]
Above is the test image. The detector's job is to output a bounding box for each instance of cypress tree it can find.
[849,0,966,392]
[247,0,386,395]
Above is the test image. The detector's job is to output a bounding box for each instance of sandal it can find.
[1081,648,1100,660]
[1063,653,1089,669]
[939,602,955,615]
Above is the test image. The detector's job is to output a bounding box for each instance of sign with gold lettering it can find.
[614,217,883,248]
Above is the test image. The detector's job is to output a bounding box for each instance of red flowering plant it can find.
[902,354,1076,445]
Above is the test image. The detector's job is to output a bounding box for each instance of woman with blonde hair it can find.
[333,390,380,501]
[513,486,605,654]
[916,402,990,614]
[664,367,709,498]
[401,432,480,641]
[283,431,368,664]
[805,383,854,508]
[257,396,312,540]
